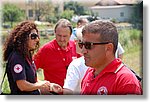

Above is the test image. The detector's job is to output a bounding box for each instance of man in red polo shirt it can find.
[33,19,78,88]
[80,20,142,95]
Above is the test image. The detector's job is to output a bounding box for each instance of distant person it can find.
[33,19,78,89]
[3,21,62,95]
[116,42,125,59]
[70,18,89,41]
[80,20,142,95]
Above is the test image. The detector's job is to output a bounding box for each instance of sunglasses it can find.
[30,33,39,40]
[78,42,109,50]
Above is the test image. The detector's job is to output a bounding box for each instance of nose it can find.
[35,36,40,42]
[60,36,64,42]
[60,36,64,41]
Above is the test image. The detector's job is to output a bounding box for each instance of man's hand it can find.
[50,83,62,93]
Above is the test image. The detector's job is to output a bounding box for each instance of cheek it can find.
[92,47,105,61]
[55,35,59,40]
[65,36,70,42]
[28,40,34,47]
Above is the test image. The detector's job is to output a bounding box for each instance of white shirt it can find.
[63,56,88,94]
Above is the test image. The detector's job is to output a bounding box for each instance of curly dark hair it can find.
[3,20,39,61]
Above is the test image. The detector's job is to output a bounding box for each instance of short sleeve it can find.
[10,53,26,81]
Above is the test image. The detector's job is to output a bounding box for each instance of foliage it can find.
[118,29,142,77]
[46,15,58,24]
[60,9,74,21]
[64,1,89,15]
[111,18,117,23]
[2,3,25,27]
[35,1,55,21]
[130,2,143,30]
[118,29,142,50]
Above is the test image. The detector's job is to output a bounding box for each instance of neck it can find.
[94,56,115,77]
[27,51,32,61]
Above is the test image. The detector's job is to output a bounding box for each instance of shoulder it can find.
[69,57,86,68]
[71,57,83,63]
[41,40,54,49]
[68,57,88,73]
[8,51,26,69]
[69,40,76,46]
[117,65,139,83]
[118,66,134,75]
[38,39,55,53]
[10,51,24,61]
[115,65,142,94]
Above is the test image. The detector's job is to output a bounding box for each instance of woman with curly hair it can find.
[3,21,62,95]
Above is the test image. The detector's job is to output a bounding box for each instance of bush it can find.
[118,29,142,50]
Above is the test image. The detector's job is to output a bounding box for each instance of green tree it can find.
[60,9,74,21]
[131,2,143,30]
[2,3,25,27]
[64,1,88,15]
[35,1,54,21]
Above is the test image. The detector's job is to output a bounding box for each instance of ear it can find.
[105,43,114,54]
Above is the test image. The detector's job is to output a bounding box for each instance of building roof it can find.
[95,0,139,6]
[90,5,130,9]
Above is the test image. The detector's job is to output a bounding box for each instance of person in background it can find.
[63,26,88,94]
[3,21,62,95]
[70,18,89,41]
[116,42,125,59]
[63,56,88,95]
[80,20,142,95]
[63,18,89,94]
[33,19,78,90]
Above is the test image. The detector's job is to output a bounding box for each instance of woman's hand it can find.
[37,80,51,94]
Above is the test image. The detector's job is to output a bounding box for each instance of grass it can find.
[39,35,55,47]
[122,43,142,77]
[118,29,142,77]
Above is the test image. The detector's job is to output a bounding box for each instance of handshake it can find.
[38,80,62,95]
[49,83,62,94]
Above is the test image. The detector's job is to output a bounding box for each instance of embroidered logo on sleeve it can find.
[14,64,23,73]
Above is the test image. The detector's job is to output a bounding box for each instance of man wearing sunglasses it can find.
[63,24,125,95]
[33,19,78,92]
[80,20,142,95]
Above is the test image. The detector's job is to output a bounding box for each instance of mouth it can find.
[32,42,38,48]
[84,54,89,61]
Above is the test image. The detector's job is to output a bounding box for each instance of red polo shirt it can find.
[34,39,78,87]
[81,58,142,95]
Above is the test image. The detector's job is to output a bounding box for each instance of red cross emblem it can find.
[14,64,23,73]
[97,86,108,95]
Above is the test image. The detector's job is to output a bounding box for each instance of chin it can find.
[85,61,91,67]
[30,47,36,51]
